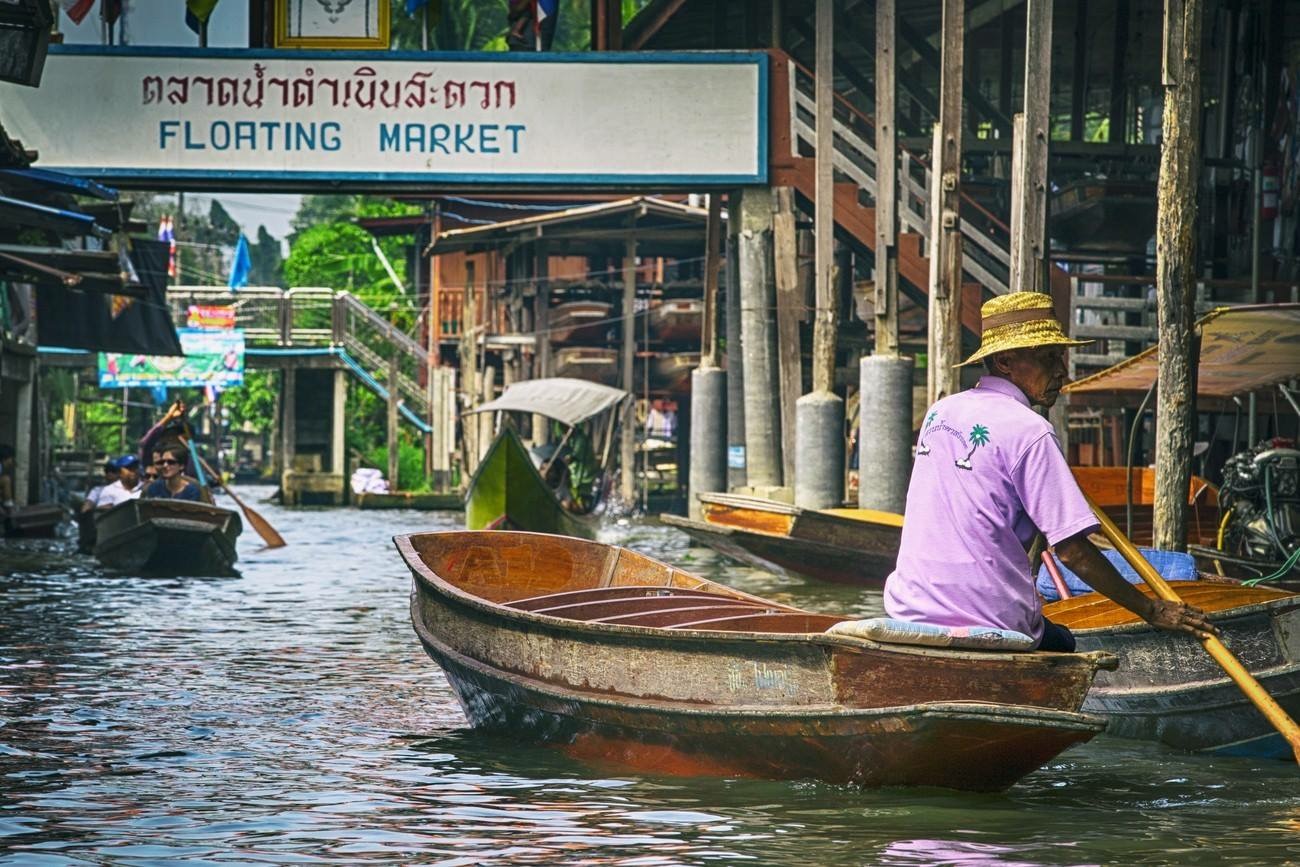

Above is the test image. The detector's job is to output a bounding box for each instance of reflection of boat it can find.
[355,491,462,511]
[94,499,242,576]
[3,503,64,538]
[661,493,901,585]
[554,347,619,386]
[646,352,699,393]
[1044,581,1300,758]
[549,300,612,345]
[396,530,1113,791]
[647,299,702,344]
[464,378,628,540]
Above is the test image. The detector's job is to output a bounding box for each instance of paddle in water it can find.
[197,454,287,549]
[1084,493,1300,765]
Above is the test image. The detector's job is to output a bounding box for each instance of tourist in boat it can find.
[882,292,1217,652]
[82,459,121,513]
[95,455,143,508]
[142,441,207,502]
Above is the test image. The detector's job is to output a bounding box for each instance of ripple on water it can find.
[1,492,1298,865]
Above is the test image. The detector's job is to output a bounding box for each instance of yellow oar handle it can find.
[1084,493,1300,764]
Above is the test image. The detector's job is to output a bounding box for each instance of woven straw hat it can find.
[958,291,1091,366]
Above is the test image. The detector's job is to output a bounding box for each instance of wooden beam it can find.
[1010,0,1052,294]
[774,187,802,485]
[874,0,899,356]
[813,0,836,395]
[1153,0,1204,551]
[897,13,1012,137]
[620,234,638,505]
[927,0,964,405]
[701,194,723,366]
[1071,0,1089,142]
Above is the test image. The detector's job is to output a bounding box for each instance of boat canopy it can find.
[1065,304,1300,408]
[468,378,628,426]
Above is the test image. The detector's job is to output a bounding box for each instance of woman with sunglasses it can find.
[142,441,206,502]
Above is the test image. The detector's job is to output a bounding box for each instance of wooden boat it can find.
[1044,581,1300,758]
[94,499,242,576]
[355,491,462,511]
[396,530,1114,791]
[1072,467,1221,549]
[647,299,702,344]
[464,378,628,540]
[646,352,699,393]
[549,300,612,345]
[3,503,64,538]
[661,493,902,585]
[554,346,619,387]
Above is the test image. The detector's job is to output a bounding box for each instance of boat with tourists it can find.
[395,530,1116,791]
[463,378,628,539]
[94,498,242,576]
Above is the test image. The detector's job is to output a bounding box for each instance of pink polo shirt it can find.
[882,376,1098,642]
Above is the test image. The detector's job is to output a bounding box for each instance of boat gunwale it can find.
[461,427,603,535]
[409,597,1109,732]
[395,530,1118,670]
[1084,663,1300,705]
[1049,590,1300,636]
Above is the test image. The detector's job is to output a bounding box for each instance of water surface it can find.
[1,492,1296,865]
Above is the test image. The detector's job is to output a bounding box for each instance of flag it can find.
[227,234,251,291]
[535,0,558,50]
[185,0,219,34]
[60,0,95,24]
[157,216,176,278]
[406,0,428,13]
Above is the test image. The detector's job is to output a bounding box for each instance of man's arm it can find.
[1054,531,1219,639]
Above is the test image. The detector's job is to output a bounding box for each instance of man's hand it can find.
[1141,598,1220,641]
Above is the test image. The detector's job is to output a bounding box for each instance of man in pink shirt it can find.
[883,292,1215,651]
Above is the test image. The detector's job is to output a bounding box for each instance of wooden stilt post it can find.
[702,193,723,367]
[773,186,801,486]
[1010,0,1053,296]
[460,260,479,474]
[927,0,964,405]
[1154,0,1204,551]
[620,233,638,505]
[812,0,836,395]
[875,0,899,357]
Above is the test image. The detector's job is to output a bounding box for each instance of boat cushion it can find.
[1037,547,1198,602]
[825,617,1036,651]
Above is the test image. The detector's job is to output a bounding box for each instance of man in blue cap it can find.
[95,455,143,509]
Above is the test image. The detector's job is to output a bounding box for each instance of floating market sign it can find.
[99,328,245,389]
[186,305,237,329]
[2,47,768,186]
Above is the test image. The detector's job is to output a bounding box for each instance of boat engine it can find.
[1218,438,1300,562]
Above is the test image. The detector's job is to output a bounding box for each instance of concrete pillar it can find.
[858,354,914,514]
[736,186,782,488]
[280,366,296,491]
[725,196,747,489]
[12,377,32,506]
[794,391,843,509]
[687,366,727,519]
[331,368,346,478]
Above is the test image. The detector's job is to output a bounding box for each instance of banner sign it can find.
[3,47,767,186]
[186,305,237,329]
[99,328,245,388]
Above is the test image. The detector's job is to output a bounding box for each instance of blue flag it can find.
[406,0,428,13]
[227,234,251,291]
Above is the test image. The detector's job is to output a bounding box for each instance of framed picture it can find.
[274,0,390,50]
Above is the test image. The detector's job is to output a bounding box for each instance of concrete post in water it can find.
[688,194,727,520]
[12,376,32,506]
[387,353,400,492]
[331,369,346,492]
[795,0,844,511]
[281,366,296,491]
[725,194,747,489]
[736,186,782,489]
[1153,0,1204,551]
[620,235,638,506]
[858,355,913,513]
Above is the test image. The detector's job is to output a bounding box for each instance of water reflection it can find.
[1,494,1297,864]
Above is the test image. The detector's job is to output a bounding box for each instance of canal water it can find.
[2,492,1297,865]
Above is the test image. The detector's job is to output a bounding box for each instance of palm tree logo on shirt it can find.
[955,424,990,470]
[916,410,939,456]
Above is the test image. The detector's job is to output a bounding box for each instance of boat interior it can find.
[402,531,848,634]
[1045,581,1296,630]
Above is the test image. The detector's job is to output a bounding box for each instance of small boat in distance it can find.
[1043,580,1300,758]
[396,530,1114,791]
[554,346,619,387]
[549,300,613,345]
[661,493,902,585]
[94,499,242,576]
[464,378,628,539]
[3,503,64,538]
[646,298,702,345]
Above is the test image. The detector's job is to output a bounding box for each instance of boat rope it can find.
[1241,546,1300,587]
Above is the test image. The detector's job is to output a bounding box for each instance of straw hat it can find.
[958,291,1092,366]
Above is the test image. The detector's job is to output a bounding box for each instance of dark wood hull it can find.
[397,531,1114,791]
[94,499,242,576]
[550,301,613,345]
[661,494,902,585]
[355,491,462,511]
[464,428,600,539]
[3,504,64,538]
[1045,583,1300,757]
[554,347,619,387]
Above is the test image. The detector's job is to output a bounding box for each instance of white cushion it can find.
[826,617,1036,651]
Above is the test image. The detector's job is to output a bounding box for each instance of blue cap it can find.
[114,454,140,470]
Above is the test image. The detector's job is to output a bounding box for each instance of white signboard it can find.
[1,47,767,186]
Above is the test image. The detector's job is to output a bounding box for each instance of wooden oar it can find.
[1084,493,1300,764]
[197,455,287,549]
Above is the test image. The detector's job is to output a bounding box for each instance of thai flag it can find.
[537,0,558,28]
[158,216,176,278]
[60,0,95,24]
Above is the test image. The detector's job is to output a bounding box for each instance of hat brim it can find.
[957,335,1094,367]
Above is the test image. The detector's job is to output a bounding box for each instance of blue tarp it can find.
[1037,547,1199,602]
[0,167,118,201]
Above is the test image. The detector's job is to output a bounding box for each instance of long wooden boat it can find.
[355,491,462,511]
[1044,581,1300,757]
[3,503,64,538]
[1071,467,1221,548]
[647,299,702,344]
[464,378,628,540]
[646,352,699,393]
[94,499,242,576]
[396,530,1114,791]
[661,493,902,585]
[549,300,613,345]
[554,347,619,386]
